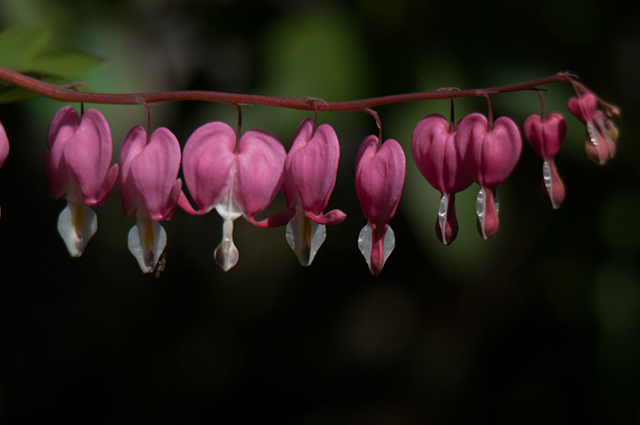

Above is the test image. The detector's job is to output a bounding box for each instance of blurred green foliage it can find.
[0,26,106,103]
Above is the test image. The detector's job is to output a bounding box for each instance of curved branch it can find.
[0,65,576,112]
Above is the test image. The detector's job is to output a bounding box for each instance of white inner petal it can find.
[128,217,167,273]
[357,223,395,274]
[57,201,97,258]
[286,210,326,266]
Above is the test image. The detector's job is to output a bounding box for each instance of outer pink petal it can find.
[117,125,147,217]
[285,120,340,215]
[411,114,472,194]
[524,113,566,159]
[455,113,488,185]
[282,118,314,206]
[304,209,347,225]
[456,113,522,188]
[478,117,522,187]
[567,93,596,123]
[45,106,80,199]
[181,122,236,212]
[64,109,118,205]
[132,127,183,221]
[355,136,406,227]
[0,120,9,169]
[234,129,286,219]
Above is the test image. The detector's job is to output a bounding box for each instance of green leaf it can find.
[28,51,108,80]
[0,26,108,104]
[0,26,52,72]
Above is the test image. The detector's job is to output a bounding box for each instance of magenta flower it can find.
[524,112,567,209]
[117,126,182,273]
[180,121,291,271]
[567,92,618,165]
[456,113,522,240]
[0,120,8,169]
[411,114,473,245]
[283,118,346,266]
[355,135,405,276]
[44,106,119,257]
[0,120,8,219]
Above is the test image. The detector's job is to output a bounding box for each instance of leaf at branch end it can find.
[0,26,52,71]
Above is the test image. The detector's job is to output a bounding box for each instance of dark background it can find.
[0,0,639,423]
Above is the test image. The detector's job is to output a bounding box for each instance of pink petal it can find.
[45,106,81,200]
[523,113,566,159]
[234,129,286,220]
[304,209,347,225]
[117,125,147,217]
[131,127,183,221]
[181,122,236,212]
[0,120,9,169]
[411,114,473,195]
[284,119,340,215]
[355,135,406,227]
[456,113,522,189]
[567,92,597,124]
[64,109,118,206]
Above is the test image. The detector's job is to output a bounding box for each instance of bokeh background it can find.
[0,0,639,423]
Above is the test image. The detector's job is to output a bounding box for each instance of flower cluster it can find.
[412,112,522,243]
[30,86,618,276]
[567,91,620,165]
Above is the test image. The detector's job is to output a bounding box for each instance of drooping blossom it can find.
[567,92,618,165]
[0,120,8,169]
[524,112,567,209]
[456,113,522,240]
[411,114,473,245]
[117,126,182,273]
[0,120,8,220]
[44,106,119,257]
[355,135,405,276]
[179,121,292,271]
[283,118,346,266]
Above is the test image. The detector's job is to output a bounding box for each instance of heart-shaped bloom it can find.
[0,120,8,219]
[456,113,522,240]
[567,92,618,165]
[355,135,405,276]
[524,112,567,209]
[283,118,346,266]
[180,121,291,271]
[44,106,119,257]
[0,120,8,169]
[117,126,182,273]
[411,114,473,245]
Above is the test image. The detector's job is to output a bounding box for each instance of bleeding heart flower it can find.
[117,126,182,273]
[456,113,522,240]
[524,112,567,209]
[567,92,618,165]
[411,114,473,245]
[355,135,405,276]
[0,120,8,219]
[283,118,346,266]
[44,106,119,257]
[180,121,291,271]
[0,120,8,170]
